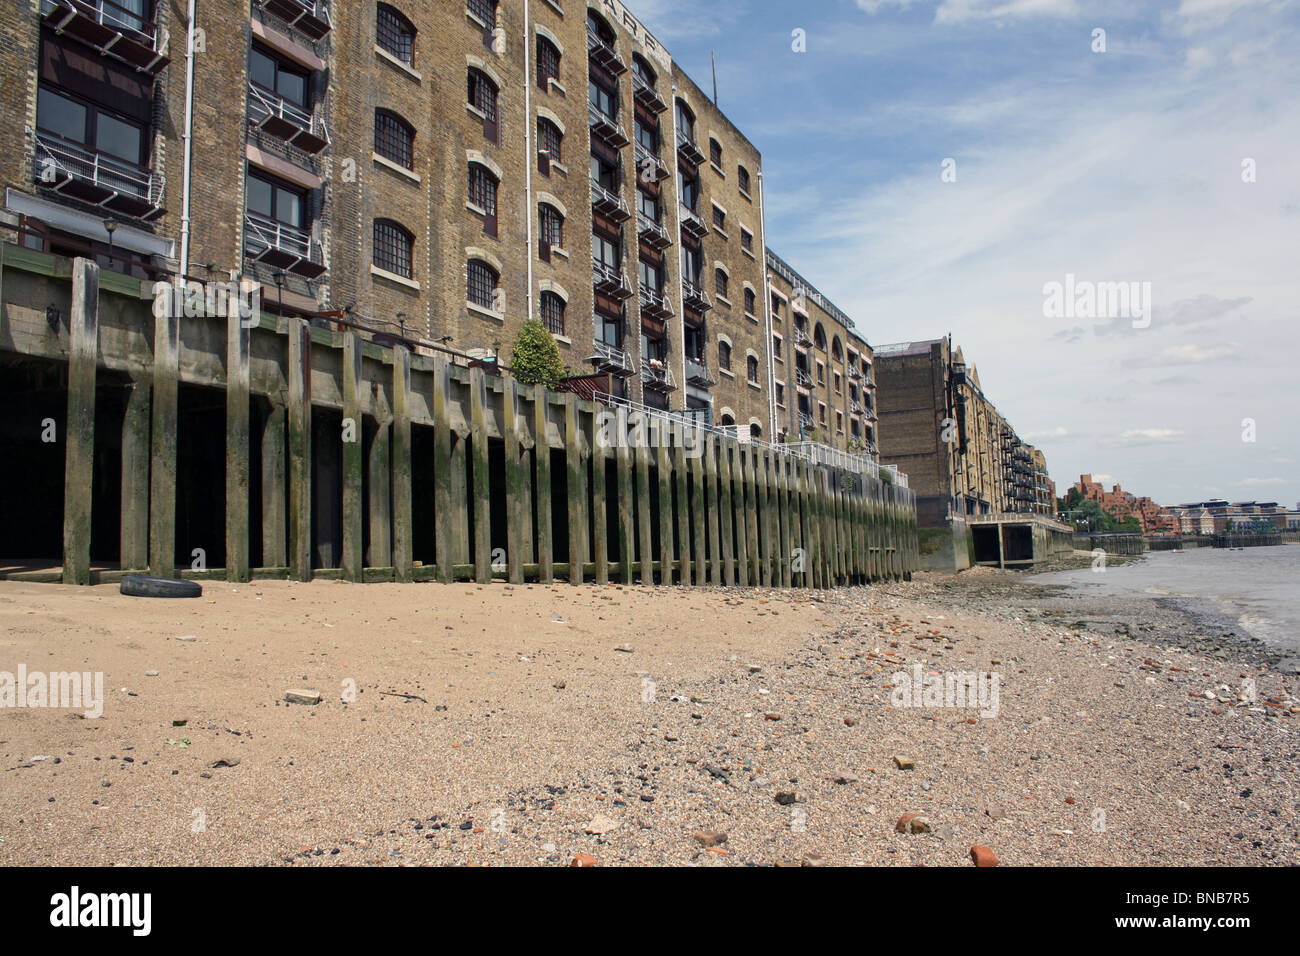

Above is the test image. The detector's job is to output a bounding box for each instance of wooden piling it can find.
[566,394,587,585]
[341,332,363,583]
[704,434,721,586]
[120,375,150,572]
[503,377,526,584]
[286,318,312,582]
[533,389,554,583]
[718,436,735,587]
[389,349,412,581]
[62,259,98,586]
[470,367,491,583]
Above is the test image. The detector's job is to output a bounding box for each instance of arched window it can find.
[374,109,414,170]
[373,219,414,278]
[714,267,728,299]
[467,68,499,143]
[537,117,563,165]
[813,322,826,350]
[632,54,656,88]
[831,336,843,361]
[540,290,565,335]
[675,99,695,143]
[376,4,416,64]
[467,0,497,27]
[750,422,762,439]
[720,413,736,427]
[717,340,732,371]
[744,287,756,315]
[468,163,498,237]
[538,203,563,259]
[747,354,759,383]
[737,165,751,194]
[467,258,498,310]
[537,36,561,89]
[587,9,616,46]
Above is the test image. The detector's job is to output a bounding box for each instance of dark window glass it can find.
[468,0,497,24]
[467,259,497,308]
[37,87,143,165]
[638,258,661,292]
[632,56,655,87]
[375,110,414,169]
[681,244,701,284]
[635,119,658,153]
[468,68,499,142]
[374,219,414,277]
[246,172,304,228]
[738,165,751,193]
[675,101,694,141]
[712,206,725,229]
[679,170,698,211]
[251,47,308,107]
[741,229,753,251]
[714,268,727,298]
[590,152,618,191]
[745,288,756,314]
[468,164,498,236]
[539,204,563,248]
[537,37,561,88]
[747,355,759,382]
[540,291,565,335]
[588,79,616,118]
[592,232,620,270]
[637,190,659,221]
[718,341,731,371]
[709,139,722,166]
[377,4,416,64]
[36,88,86,142]
[538,118,563,163]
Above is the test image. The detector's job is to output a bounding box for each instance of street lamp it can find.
[103,218,118,270]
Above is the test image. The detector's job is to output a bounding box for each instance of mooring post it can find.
[534,388,554,583]
[615,406,635,584]
[62,258,98,586]
[503,377,526,584]
[565,394,586,585]
[732,442,749,588]
[470,366,491,583]
[261,401,287,570]
[718,437,735,587]
[592,419,609,585]
[673,440,690,587]
[702,435,719,586]
[389,348,412,580]
[431,356,452,581]
[368,417,392,572]
[756,448,771,588]
[690,430,706,586]
[286,317,312,582]
[149,272,181,579]
[120,374,150,572]
[224,288,252,583]
[635,434,653,584]
[744,447,760,586]
[341,331,364,583]
[657,439,674,585]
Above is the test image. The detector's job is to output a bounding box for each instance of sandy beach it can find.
[1,565,1296,866]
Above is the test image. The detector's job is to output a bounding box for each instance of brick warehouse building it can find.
[0,0,878,451]
[874,336,1051,526]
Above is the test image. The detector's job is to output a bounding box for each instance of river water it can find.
[1032,544,1300,655]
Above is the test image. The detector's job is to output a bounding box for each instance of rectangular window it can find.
[37,86,144,165]
[592,232,620,270]
[588,79,617,118]
[251,47,308,107]
[246,171,304,228]
[637,190,659,221]
[740,228,753,252]
[712,205,725,229]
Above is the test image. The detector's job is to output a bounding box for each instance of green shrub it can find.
[510,319,566,388]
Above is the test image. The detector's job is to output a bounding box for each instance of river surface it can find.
[1032,544,1300,655]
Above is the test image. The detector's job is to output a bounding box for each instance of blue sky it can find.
[633,0,1300,508]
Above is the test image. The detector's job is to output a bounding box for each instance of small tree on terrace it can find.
[510,319,566,389]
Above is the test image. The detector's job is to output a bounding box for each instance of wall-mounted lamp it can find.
[102,218,118,269]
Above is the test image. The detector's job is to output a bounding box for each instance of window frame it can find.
[467,258,498,310]
[374,108,415,170]
[376,3,417,66]
[373,218,415,278]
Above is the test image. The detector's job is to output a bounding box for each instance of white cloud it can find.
[1235,477,1287,486]
[1119,428,1187,443]
[1025,426,1069,439]
[934,0,1080,23]
[1123,343,1244,367]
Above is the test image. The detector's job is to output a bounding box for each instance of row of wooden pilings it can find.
[45,258,919,587]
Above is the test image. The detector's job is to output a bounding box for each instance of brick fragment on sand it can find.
[895,813,932,834]
[570,853,597,867]
[284,690,322,705]
[893,755,915,770]
[693,830,728,847]
[970,845,999,867]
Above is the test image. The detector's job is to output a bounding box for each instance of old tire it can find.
[119,575,203,599]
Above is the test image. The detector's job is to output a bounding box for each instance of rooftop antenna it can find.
[711,51,718,105]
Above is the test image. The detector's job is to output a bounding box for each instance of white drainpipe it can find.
[178,0,197,277]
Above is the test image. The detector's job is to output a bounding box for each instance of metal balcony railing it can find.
[35,133,164,220]
[255,0,332,40]
[634,141,670,181]
[636,212,671,249]
[795,368,812,389]
[246,83,330,154]
[638,285,673,319]
[632,70,666,113]
[244,210,327,278]
[41,0,169,72]
[590,338,634,376]
[849,400,863,415]
[588,102,630,149]
[678,204,708,240]
[587,26,626,74]
[676,128,705,166]
[592,258,633,299]
[792,325,811,346]
[684,356,716,387]
[681,278,712,311]
[590,179,631,221]
[641,360,676,391]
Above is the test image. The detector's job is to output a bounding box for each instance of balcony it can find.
[592,258,633,300]
[590,179,631,222]
[254,0,332,40]
[798,412,815,431]
[41,0,170,74]
[679,204,708,240]
[632,71,667,113]
[792,325,811,347]
[681,278,712,312]
[634,141,670,182]
[35,134,164,221]
[636,212,671,250]
[638,285,674,320]
[795,368,812,389]
[676,128,706,167]
[848,365,862,381]
[587,26,627,75]
[641,359,677,392]
[684,356,716,388]
[849,400,863,415]
[244,211,327,279]
[590,339,635,377]
[588,103,630,149]
[246,84,330,154]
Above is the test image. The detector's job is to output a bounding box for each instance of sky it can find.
[630,0,1300,508]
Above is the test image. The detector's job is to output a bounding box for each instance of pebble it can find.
[970,845,999,867]
[893,755,915,770]
[284,690,322,706]
[895,813,932,834]
[693,830,728,847]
